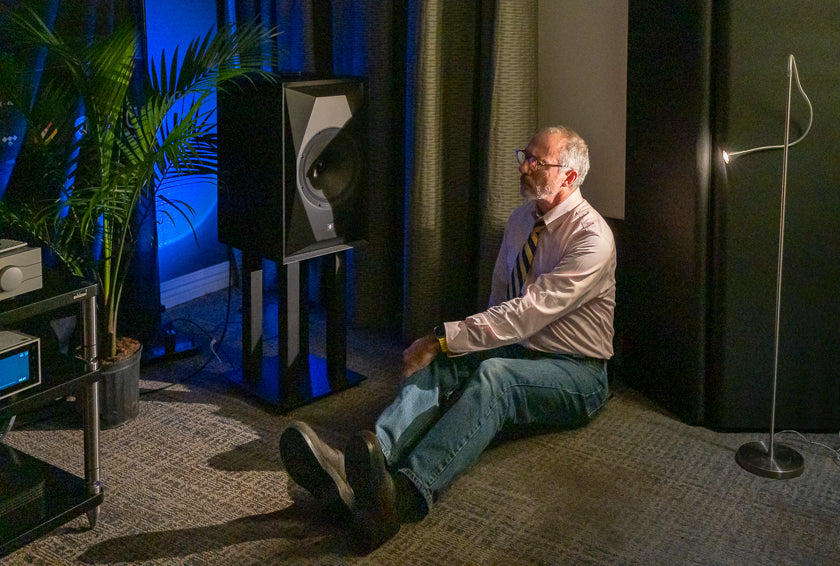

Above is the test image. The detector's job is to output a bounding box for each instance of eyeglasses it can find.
[515,149,567,170]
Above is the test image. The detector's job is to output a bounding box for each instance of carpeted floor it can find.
[2,287,839,565]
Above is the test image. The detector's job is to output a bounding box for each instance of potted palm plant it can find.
[0,4,275,425]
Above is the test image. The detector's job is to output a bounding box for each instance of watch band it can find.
[434,324,449,354]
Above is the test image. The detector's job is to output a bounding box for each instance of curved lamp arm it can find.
[722,54,813,163]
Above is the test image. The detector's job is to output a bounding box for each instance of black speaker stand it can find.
[228,249,365,412]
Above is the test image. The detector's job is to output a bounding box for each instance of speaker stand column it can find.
[241,251,263,387]
[276,260,311,408]
[324,251,346,390]
[233,250,365,411]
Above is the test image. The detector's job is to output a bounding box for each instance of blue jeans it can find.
[374,344,609,511]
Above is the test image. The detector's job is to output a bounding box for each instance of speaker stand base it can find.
[227,353,365,412]
[235,249,364,412]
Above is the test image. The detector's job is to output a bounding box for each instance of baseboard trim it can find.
[160,261,230,309]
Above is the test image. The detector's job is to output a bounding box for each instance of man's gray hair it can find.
[541,126,590,189]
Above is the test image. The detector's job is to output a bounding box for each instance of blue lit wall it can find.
[144,0,227,283]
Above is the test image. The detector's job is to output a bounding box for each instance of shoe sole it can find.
[279,423,353,509]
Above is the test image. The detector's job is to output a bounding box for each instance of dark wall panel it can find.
[623,0,712,424]
[624,0,840,430]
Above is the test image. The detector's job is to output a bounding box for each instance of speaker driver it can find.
[299,126,361,208]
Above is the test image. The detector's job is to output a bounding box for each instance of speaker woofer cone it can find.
[299,127,361,208]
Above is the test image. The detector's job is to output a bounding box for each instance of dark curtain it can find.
[0,0,58,200]
[220,0,537,341]
[120,0,162,346]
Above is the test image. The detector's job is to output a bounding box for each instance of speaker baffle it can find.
[284,80,367,261]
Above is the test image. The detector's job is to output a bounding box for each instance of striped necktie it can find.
[507,219,546,300]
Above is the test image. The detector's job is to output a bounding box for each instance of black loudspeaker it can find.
[218,76,367,263]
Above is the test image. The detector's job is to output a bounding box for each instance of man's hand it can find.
[401,334,441,379]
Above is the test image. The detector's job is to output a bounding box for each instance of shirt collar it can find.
[534,189,584,228]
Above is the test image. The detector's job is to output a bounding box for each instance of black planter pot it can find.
[99,344,142,428]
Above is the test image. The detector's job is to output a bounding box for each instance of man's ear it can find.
[564,170,578,187]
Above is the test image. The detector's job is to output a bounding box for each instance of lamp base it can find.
[736,440,804,479]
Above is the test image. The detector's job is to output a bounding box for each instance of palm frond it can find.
[147,21,276,101]
[1,3,279,357]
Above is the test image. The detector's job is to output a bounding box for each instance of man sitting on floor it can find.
[279,125,616,552]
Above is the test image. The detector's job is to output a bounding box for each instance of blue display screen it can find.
[0,350,30,392]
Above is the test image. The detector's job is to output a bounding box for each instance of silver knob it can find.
[0,266,23,291]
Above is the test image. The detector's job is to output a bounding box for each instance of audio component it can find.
[0,331,41,400]
[0,243,42,301]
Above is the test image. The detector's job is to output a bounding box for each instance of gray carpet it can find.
[2,288,839,565]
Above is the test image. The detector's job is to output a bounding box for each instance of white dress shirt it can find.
[444,189,616,360]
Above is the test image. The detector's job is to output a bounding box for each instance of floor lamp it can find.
[723,54,813,480]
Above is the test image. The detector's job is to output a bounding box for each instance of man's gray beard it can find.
[524,184,546,201]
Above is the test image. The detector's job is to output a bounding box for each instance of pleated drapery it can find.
[401,0,537,337]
